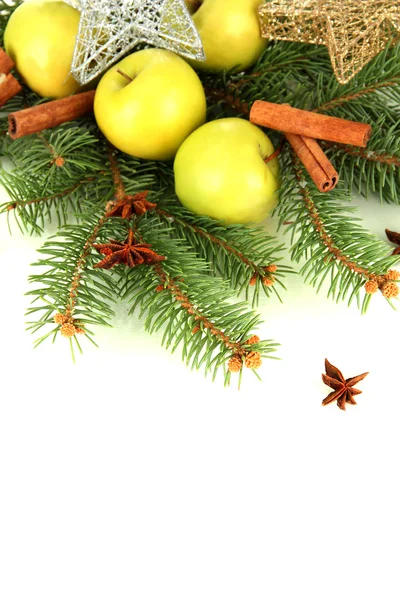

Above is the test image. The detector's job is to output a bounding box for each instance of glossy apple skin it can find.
[94,49,207,161]
[4,0,81,98]
[190,0,267,72]
[174,118,280,224]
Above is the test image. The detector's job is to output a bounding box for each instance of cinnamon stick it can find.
[0,48,15,74]
[8,90,96,139]
[250,100,372,147]
[0,48,22,108]
[286,134,339,192]
[0,73,22,108]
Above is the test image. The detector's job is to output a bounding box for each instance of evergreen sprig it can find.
[1,7,399,382]
[120,215,279,385]
[152,197,292,306]
[276,149,399,312]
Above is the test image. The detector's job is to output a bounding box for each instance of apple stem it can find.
[116,68,134,84]
[264,144,284,164]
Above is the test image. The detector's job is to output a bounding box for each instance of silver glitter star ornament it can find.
[66,0,205,85]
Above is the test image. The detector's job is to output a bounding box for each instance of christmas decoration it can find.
[93,49,206,160]
[1,1,400,384]
[65,0,205,85]
[174,118,280,224]
[258,0,400,84]
[322,359,369,410]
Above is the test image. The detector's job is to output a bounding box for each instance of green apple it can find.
[4,0,81,99]
[174,118,280,224]
[94,49,207,161]
[189,0,267,72]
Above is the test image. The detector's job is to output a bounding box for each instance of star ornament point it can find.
[67,0,205,85]
[258,0,400,83]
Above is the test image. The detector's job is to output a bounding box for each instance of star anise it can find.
[385,229,400,255]
[322,359,369,411]
[105,191,156,219]
[93,229,165,269]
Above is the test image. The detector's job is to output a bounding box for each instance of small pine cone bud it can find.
[75,327,85,335]
[54,312,67,325]
[228,355,243,373]
[60,322,77,338]
[54,156,65,167]
[244,351,262,370]
[155,285,164,292]
[192,325,200,335]
[266,264,278,273]
[381,281,399,299]
[263,277,275,287]
[365,280,378,294]
[245,335,260,345]
[387,270,400,281]
[249,273,258,286]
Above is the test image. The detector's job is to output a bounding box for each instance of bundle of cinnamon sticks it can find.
[250,100,372,192]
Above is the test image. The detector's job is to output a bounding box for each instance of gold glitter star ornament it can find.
[65,0,205,85]
[258,0,400,84]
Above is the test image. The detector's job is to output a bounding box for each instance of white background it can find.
[1,182,400,599]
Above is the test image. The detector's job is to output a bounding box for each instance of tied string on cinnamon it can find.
[0,48,22,108]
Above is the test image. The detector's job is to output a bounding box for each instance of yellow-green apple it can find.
[94,49,207,161]
[188,0,267,72]
[4,0,81,98]
[174,118,280,224]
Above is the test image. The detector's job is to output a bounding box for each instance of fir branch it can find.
[4,124,105,192]
[1,33,399,378]
[25,211,124,354]
[0,170,100,232]
[324,144,400,169]
[314,77,400,112]
[152,198,291,305]
[120,221,279,383]
[321,120,400,203]
[276,149,399,310]
[312,44,400,113]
